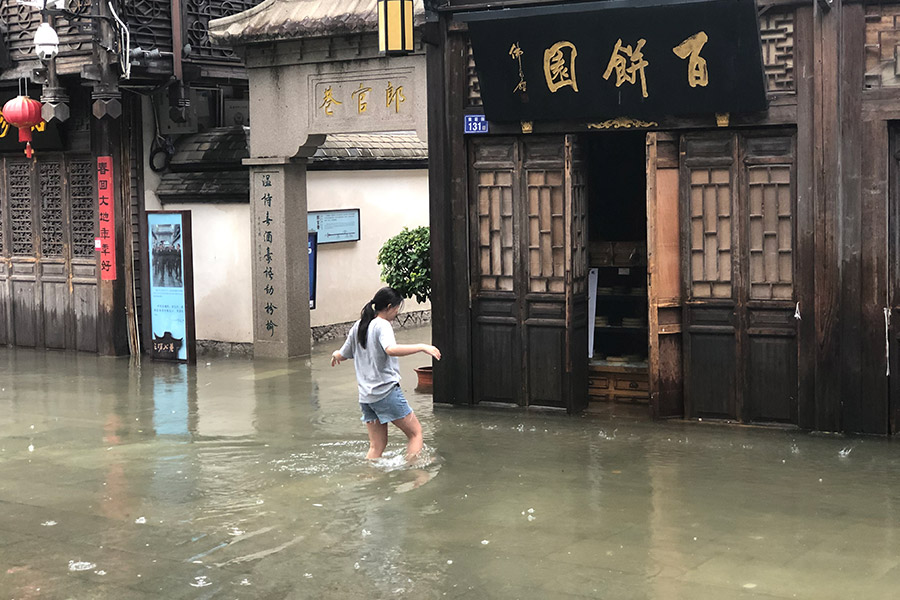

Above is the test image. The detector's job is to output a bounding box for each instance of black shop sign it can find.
[462,0,768,122]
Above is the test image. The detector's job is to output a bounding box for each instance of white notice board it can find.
[307,209,360,244]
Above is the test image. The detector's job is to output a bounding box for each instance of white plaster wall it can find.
[307,169,431,327]
[142,97,254,343]
[142,100,430,343]
[150,203,254,342]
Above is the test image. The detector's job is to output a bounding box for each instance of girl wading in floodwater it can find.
[331,287,441,461]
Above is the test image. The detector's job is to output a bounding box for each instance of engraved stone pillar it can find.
[246,158,310,358]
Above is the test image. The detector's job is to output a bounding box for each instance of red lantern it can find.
[2,96,43,158]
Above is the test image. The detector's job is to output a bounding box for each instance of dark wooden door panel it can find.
[657,333,684,413]
[474,321,520,404]
[42,281,69,349]
[41,261,69,349]
[0,262,8,346]
[687,333,736,417]
[526,324,566,408]
[11,278,37,347]
[747,335,798,422]
[74,282,98,352]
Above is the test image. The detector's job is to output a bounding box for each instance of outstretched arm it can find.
[384,343,441,360]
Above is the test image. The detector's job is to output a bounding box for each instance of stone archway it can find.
[210,2,426,358]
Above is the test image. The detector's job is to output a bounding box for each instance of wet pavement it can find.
[2,325,900,599]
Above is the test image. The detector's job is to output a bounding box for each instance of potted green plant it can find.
[377,226,434,392]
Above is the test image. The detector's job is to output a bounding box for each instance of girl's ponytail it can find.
[357,286,404,349]
[358,301,377,349]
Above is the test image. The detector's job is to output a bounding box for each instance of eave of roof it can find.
[209,0,425,47]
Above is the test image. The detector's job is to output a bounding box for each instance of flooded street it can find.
[1,326,900,599]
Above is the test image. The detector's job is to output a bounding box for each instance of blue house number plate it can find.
[464,115,489,134]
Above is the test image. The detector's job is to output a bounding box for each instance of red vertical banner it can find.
[96,156,116,281]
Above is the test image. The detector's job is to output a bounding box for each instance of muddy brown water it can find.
[1,326,899,599]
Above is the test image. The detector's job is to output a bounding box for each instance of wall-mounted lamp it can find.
[378,0,414,56]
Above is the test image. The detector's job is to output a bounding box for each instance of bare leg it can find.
[392,412,423,461]
[365,421,388,459]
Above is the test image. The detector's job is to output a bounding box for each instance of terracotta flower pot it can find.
[414,365,433,393]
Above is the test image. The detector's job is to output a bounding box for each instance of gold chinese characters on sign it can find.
[319,86,342,116]
[351,84,373,113]
[317,81,407,117]
[673,31,709,88]
[502,32,711,98]
[544,41,578,93]
[510,42,527,94]
[603,38,649,98]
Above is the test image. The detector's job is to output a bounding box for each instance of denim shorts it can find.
[360,385,412,424]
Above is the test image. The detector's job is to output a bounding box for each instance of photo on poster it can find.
[151,224,184,288]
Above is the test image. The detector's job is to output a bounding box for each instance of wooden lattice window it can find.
[476,170,514,291]
[748,165,792,300]
[183,0,262,62]
[9,161,33,256]
[689,167,732,299]
[467,40,483,108]
[69,159,96,258]
[865,3,900,88]
[39,162,64,257]
[124,0,174,54]
[759,12,794,92]
[527,169,565,293]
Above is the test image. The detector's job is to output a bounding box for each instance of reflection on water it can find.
[2,332,900,598]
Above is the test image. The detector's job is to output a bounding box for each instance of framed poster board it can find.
[147,211,197,363]
[307,209,360,244]
[309,231,318,310]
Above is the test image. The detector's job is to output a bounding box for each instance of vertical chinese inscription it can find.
[97,156,116,280]
[509,42,527,94]
[259,173,278,336]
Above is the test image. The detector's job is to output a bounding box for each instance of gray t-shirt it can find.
[339,317,401,403]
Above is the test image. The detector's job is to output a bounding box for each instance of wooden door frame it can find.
[467,136,526,406]
[679,129,801,423]
[646,131,684,418]
[679,132,740,420]
[889,125,900,433]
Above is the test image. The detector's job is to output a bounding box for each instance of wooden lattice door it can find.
[681,131,798,423]
[469,135,587,410]
[0,154,98,351]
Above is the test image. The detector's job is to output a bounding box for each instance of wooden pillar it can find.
[92,0,128,357]
[839,4,884,433]
[92,110,129,356]
[812,0,844,431]
[427,18,472,405]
